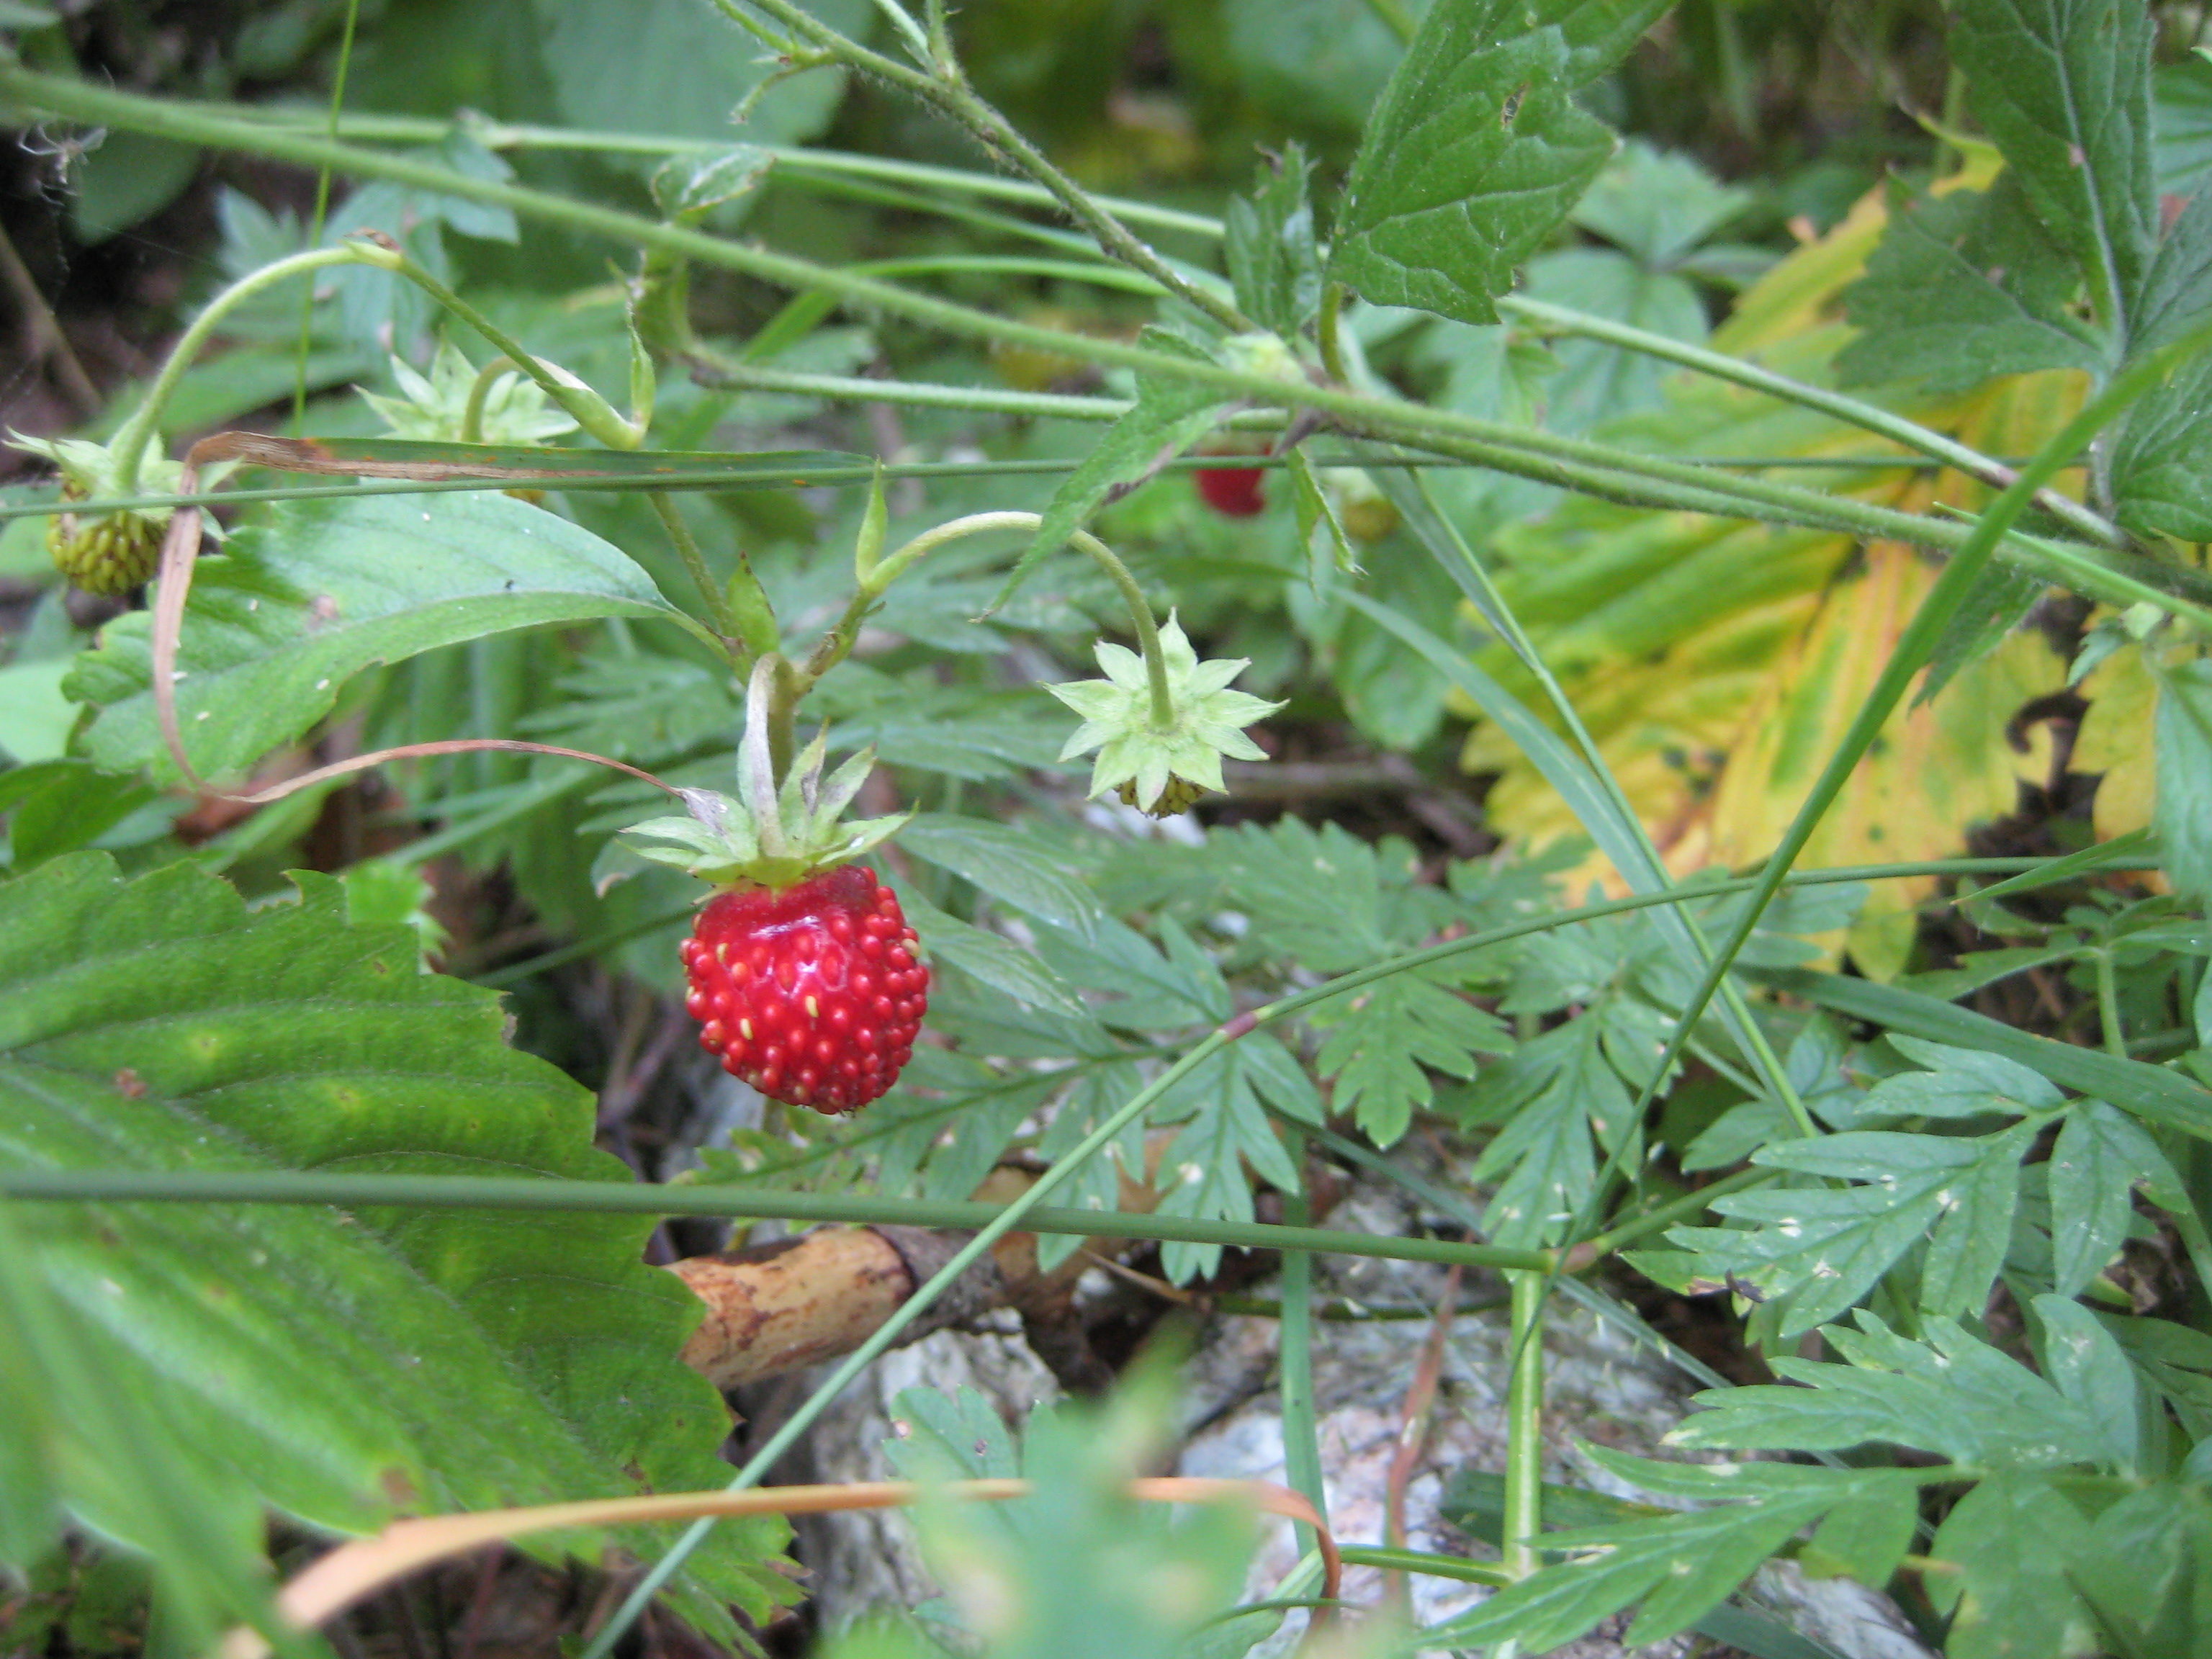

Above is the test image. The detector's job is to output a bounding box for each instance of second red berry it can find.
[1195,464,1267,517]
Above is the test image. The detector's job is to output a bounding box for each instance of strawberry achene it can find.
[680,865,928,1115]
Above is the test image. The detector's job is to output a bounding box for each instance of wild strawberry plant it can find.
[4,2,2212,1658]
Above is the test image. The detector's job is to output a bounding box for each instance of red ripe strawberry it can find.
[1195,463,1267,518]
[680,865,928,1115]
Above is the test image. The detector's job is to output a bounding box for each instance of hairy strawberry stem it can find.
[806,510,1177,731]
[714,0,1251,334]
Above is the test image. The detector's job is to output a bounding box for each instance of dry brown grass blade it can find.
[217,1475,1338,1659]
[150,436,680,806]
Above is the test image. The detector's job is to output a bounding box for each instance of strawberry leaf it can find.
[1328,0,1668,326]
[68,491,707,786]
[0,853,793,1634]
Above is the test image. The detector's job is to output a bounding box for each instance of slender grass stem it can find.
[647,492,742,653]
[1500,1272,1546,1581]
[1277,1125,1327,1559]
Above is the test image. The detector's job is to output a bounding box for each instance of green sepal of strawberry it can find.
[621,657,910,891]
[1047,612,1285,816]
[358,341,581,444]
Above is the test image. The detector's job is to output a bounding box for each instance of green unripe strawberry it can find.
[47,480,163,595]
[1117,773,1210,817]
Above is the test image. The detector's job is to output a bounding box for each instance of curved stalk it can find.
[809,511,1176,730]
[109,244,369,489]
[377,254,644,450]
[458,353,520,444]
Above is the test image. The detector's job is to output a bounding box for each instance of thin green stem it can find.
[721,0,1251,333]
[0,1169,1559,1271]
[1337,1547,1511,1588]
[1571,1167,1777,1261]
[289,0,361,433]
[109,244,368,489]
[685,351,1283,427]
[1500,1272,1545,1581]
[1318,282,1349,384]
[458,354,518,444]
[2096,950,2129,1059]
[1496,294,2131,552]
[813,511,1174,728]
[191,101,1227,240]
[1277,1125,1326,1558]
[647,492,741,650]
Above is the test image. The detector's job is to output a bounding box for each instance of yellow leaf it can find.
[2072,644,2159,845]
[1697,544,2063,977]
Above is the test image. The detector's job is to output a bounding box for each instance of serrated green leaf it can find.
[899,815,1105,943]
[1917,557,2050,707]
[0,854,789,1630]
[1224,141,1321,339]
[2156,55,2212,196]
[69,493,703,785]
[1328,0,1669,325]
[1671,1312,2114,1469]
[2109,194,2212,536]
[1926,1472,2099,1659]
[1875,1035,2066,1112]
[1801,1481,1917,1587]
[1570,139,1749,269]
[2067,1480,2212,1659]
[1949,0,2157,343]
[1681,1123,2031,1334]
[2101,1316,2212,1439]
[1835,175,2107,393]
[2050,1101,2176,1298]
[893,882,1091,1020]
[2032,1294,2140,1473]
[1464,1017,1614,1242]
[1033,917,1222,1032]
[1421,1485,1834,1652]
[1154,1047,1299,1283]
[1521,248,1709,432]
[1316,968,1512,1149]
[535,0,864,149]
